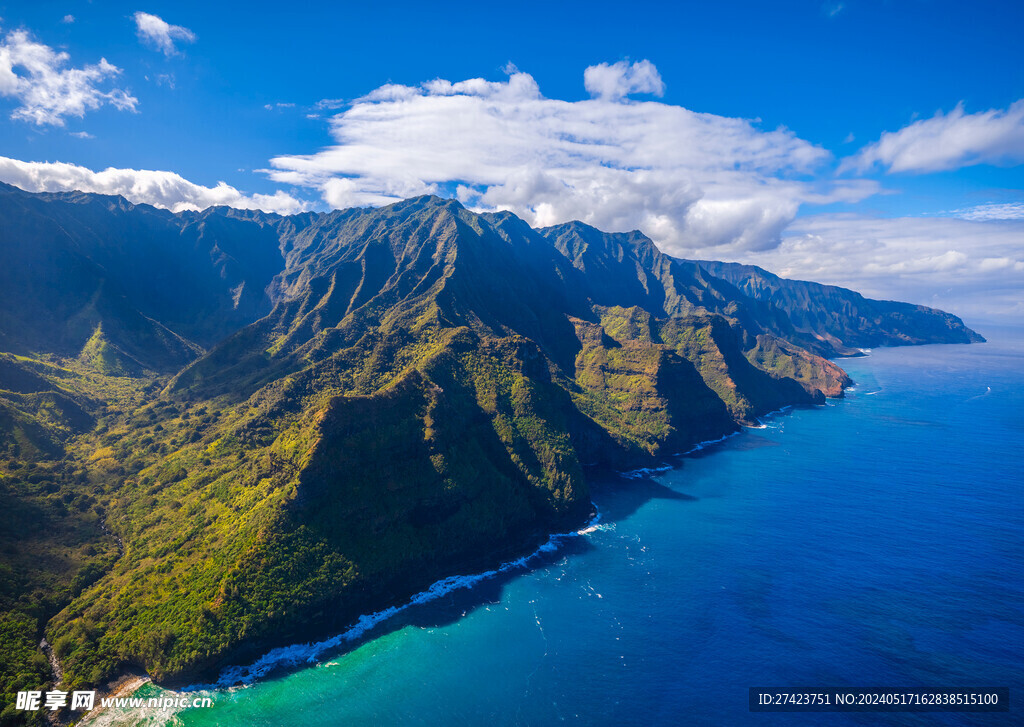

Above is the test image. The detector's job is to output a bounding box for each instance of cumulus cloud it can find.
[734,214,1024,319]
[843,99,1024,173]
[0,156,308,215]
[0,27,137,126]
[133,12,196,56]
[61,15,75,24]
[268,63,876,255]
[583,60,665,101]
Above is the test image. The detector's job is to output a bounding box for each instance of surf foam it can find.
[183,508,604,690]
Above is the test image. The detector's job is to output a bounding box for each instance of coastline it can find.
[180,508,606,691]
[619,404,796,476]
[132,410,807,696]
[75,673,151,727]
[128,329,1021,724]
[69,336,995,723]
[178,421,769,693]
[57,393,840,707]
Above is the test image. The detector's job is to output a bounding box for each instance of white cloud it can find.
[133,12,196,57]
[843,99,1024,173]
[0,27,137,126]
[0,156,308,215]
[69,130,93,139]
[947,202,1024,221]
[733,214,1024,319]
[583,60,665,101]
[61,15,75,24]
[268,63,876,255]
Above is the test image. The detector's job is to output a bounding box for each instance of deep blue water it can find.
[105,327,1024,726]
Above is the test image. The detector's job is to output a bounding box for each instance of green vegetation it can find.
[0,354,132,724]
[77,325,141,377]
[0,189,981,721]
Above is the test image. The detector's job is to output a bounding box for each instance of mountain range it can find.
[0,182,982,713]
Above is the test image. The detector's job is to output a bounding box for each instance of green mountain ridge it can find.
[695,259,985,348]
[0,187,983,720]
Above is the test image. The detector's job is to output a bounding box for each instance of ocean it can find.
[93,326,1024,726]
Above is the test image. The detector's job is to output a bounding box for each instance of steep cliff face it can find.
[695,259,985,348]
[539,221,795,336]
[0,190,983,697]
[568,309,737,464]
[537,222,854,418]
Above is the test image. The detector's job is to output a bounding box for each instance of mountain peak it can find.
[385,194,465,214]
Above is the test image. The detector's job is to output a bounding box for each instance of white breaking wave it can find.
[746,405,794,429]
[180,416,792,690]
[182,508,604,690]
[618,429,745,480]
[618,464,674,479]
[676,430,743,455]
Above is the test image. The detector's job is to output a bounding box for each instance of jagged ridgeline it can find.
[0,183,982,701]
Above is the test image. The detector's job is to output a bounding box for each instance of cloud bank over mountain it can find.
[260,62,1024,318]
[753,215,1024,319]
[0,156,306,214]
[267,63,877,259]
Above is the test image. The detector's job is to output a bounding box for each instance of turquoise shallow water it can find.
[103,327,1024,726]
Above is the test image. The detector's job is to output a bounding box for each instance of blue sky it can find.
[0,0,1022,319]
